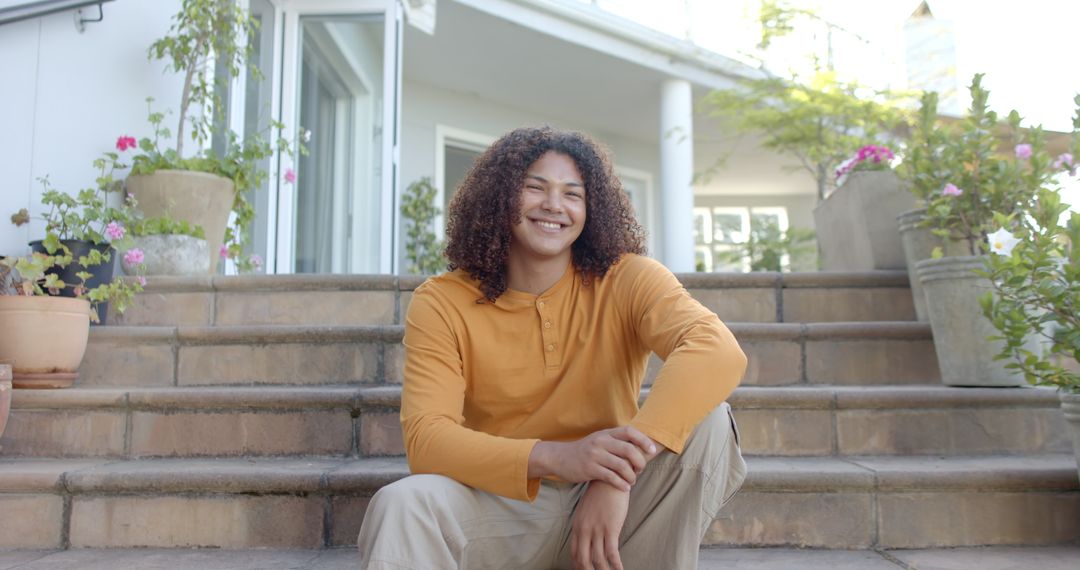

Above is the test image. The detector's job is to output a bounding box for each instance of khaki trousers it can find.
[357,403,745,570]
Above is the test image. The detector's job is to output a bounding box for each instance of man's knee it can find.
[684,402,740,457]
[368,474,461,517]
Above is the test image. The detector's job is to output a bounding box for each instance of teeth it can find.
[536,221,561,229]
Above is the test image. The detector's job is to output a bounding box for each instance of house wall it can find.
[0,2,184,257]
[398,78,664,266]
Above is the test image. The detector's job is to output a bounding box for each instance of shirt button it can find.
[544,321,552,329]
[546,344,555,352]
[537,301,545,308]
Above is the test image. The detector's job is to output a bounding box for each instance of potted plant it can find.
[124,0,295,274]
[120,209,209,276]
[9,142,146,326]
[980,104,1080,478]
[813,143,915,270]
[903,74,1056,387]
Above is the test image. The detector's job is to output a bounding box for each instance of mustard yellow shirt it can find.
[401,254,747,501]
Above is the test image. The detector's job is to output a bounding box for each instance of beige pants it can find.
[358,403,745,570]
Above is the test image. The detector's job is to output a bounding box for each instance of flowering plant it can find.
[834,144,895,186]
[979,188,1080,391]
[125,0,302,271]
[4,141,146,321]
[898,74,1068,256]
[979,96,1080,391]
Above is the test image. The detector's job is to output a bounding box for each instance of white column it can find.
[660,79,695,272]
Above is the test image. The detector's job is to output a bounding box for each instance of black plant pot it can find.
[29,239,116,325]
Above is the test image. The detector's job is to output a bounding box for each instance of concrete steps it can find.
[1,386,1068,459]
[1,455,1075,550]
[110,271,917,326]
[2,270,1076,551]
[81,321,940,387]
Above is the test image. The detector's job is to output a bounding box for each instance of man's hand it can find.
[528,427,658,491]
[570,481,630,570]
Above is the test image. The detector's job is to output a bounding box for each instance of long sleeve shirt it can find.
[400,253,747,502]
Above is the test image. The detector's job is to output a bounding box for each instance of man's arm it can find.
[622,256,747,453]
[402,288,544,501]
[527,426,658,491]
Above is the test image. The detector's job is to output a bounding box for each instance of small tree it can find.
[703,70,910,202]
[719,220,816,272]
[148,0,256,158]
[402,178,445,275]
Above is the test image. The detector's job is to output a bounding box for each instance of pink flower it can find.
[284,167,297,184]
[1015,144,1032,160]
[942,183,963,197]
[116,136,137,151]
[123,248,144,266]
[137,276,147,287]
[1053,152,1074,170]
[105,221,125,241]
[219,244,230,259]
[251,254,263,269]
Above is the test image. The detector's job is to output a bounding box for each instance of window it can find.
[693,206,791,272]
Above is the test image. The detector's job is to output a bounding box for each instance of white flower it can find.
[987,228,1020,256]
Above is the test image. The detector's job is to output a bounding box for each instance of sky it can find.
[585,0,1080,209]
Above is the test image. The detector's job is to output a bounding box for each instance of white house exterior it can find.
[1,0,819,275]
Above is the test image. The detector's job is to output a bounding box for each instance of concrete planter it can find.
[126,170,235,274]
[0,296,90,389]
[813,170,915,271]
[123,235,210,276]
[916,256,1027,387]
[0,364,10,442]
[897,209,973,321]
[1062,391,1080,484]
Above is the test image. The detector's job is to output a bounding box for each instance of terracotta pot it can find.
[0,364,11,441]
[0,296,91,389]
[126,170,235,273]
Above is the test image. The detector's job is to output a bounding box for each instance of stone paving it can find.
[0,546,1078,569]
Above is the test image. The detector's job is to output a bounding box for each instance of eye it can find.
[525,184,543,191]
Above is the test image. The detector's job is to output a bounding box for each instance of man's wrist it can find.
[527,440,555,479]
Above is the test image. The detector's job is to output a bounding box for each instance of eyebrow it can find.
[525,173,584,188]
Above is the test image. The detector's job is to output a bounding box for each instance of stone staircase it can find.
[1,271,1077,551]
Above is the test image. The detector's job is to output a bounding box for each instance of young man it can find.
[358,127,747,570]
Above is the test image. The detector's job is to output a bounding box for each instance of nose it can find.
[541,188,563,212]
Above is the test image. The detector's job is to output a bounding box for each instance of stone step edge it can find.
[8,385,1063,412]
[88,322,932,344]
[130,271,912,294]
[1,455,1074,495]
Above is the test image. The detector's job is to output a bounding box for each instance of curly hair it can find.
[445,126,646,301]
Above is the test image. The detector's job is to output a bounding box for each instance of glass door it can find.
[274,0,400,274]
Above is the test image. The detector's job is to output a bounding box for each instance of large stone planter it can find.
[916,256,1028,387]
[897,209,973,321]
[126,170,235,274]
[813,170,916,271]
[1062,391,1080,484]
[0,296,91,388]
[122,234,210,276]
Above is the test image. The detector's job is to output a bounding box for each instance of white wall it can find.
[398,78,665,269]
[0,1,184,257]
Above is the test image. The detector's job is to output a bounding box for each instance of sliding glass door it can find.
[267,0,400,274]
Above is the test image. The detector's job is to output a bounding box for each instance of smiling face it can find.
[508,151,587,268]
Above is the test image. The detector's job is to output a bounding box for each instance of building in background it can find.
[0,0,839,275]
[903,1,962,116]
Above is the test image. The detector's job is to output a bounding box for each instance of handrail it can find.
[0,0,115,27]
